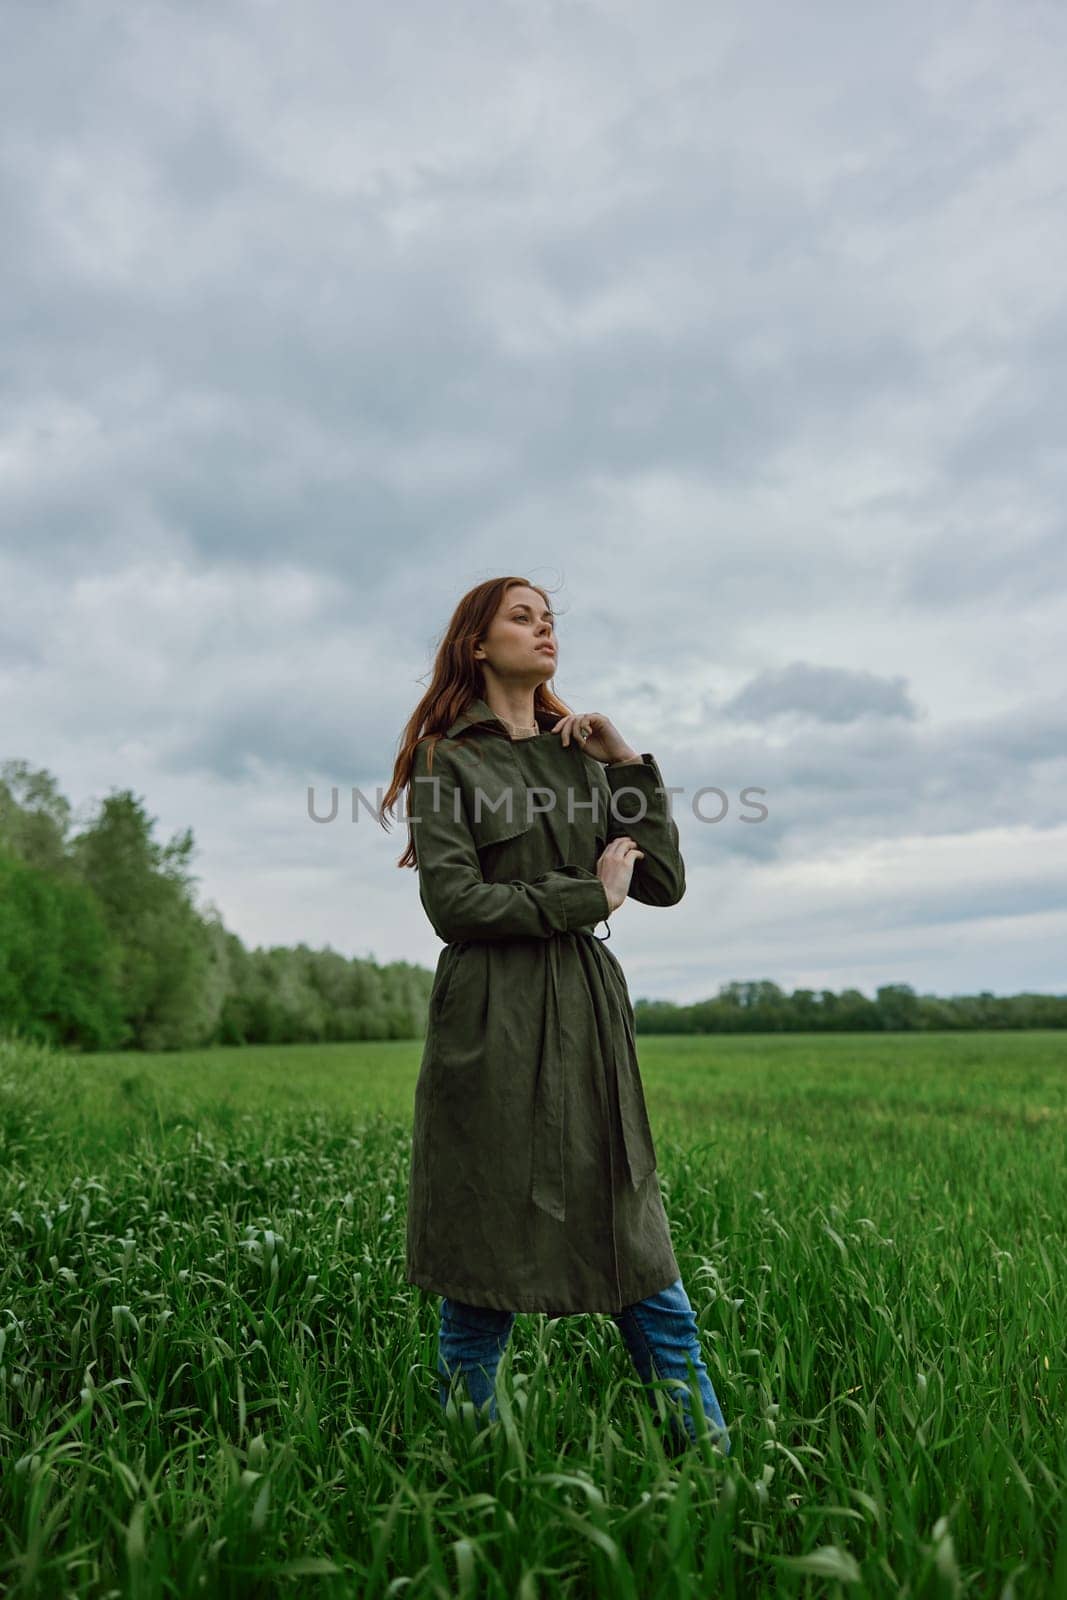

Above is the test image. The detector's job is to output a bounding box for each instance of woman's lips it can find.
[536,645,556,655]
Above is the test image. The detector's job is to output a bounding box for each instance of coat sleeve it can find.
[604,753,686,907]
[410,740,611,941]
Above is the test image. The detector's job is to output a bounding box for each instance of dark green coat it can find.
[404,696,684,1316]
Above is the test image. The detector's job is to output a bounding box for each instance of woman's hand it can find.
[550,711,640,765]
[596,836,645,913]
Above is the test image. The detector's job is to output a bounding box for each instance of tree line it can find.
[632,980,1067,1033]
[0,761,428,1051]
[1,761,1062,1052]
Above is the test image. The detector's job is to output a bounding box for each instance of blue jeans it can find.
[437,1276,731,1456]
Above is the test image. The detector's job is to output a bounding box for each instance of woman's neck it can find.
[483,688,539,734]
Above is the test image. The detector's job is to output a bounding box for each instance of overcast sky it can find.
[3,0,1065,1003]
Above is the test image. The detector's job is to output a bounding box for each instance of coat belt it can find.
[530,929,658,1224]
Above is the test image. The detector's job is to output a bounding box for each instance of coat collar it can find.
[445,695,556,740]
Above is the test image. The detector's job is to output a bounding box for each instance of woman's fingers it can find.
[597,835,646,912]
[551,712,592,747]
[607,836,643,856]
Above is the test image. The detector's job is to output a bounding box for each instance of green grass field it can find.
[1,1030,1064,1597]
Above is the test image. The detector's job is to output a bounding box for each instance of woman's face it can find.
[475,586,557,680]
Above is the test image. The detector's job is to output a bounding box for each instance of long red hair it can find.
[380,576,577,869]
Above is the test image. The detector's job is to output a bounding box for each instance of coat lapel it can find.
[444,696,558,739]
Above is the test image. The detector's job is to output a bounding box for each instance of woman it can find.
[381,575,731,1457]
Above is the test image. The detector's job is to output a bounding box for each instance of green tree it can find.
[70,791,215,1050]
[0,761,72,877]
[0,849,126,1050]
[876,982,921,1031]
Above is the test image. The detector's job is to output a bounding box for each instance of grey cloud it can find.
[0,0,1041,600]
[666,692,1067,869]
[718,662,918,724]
